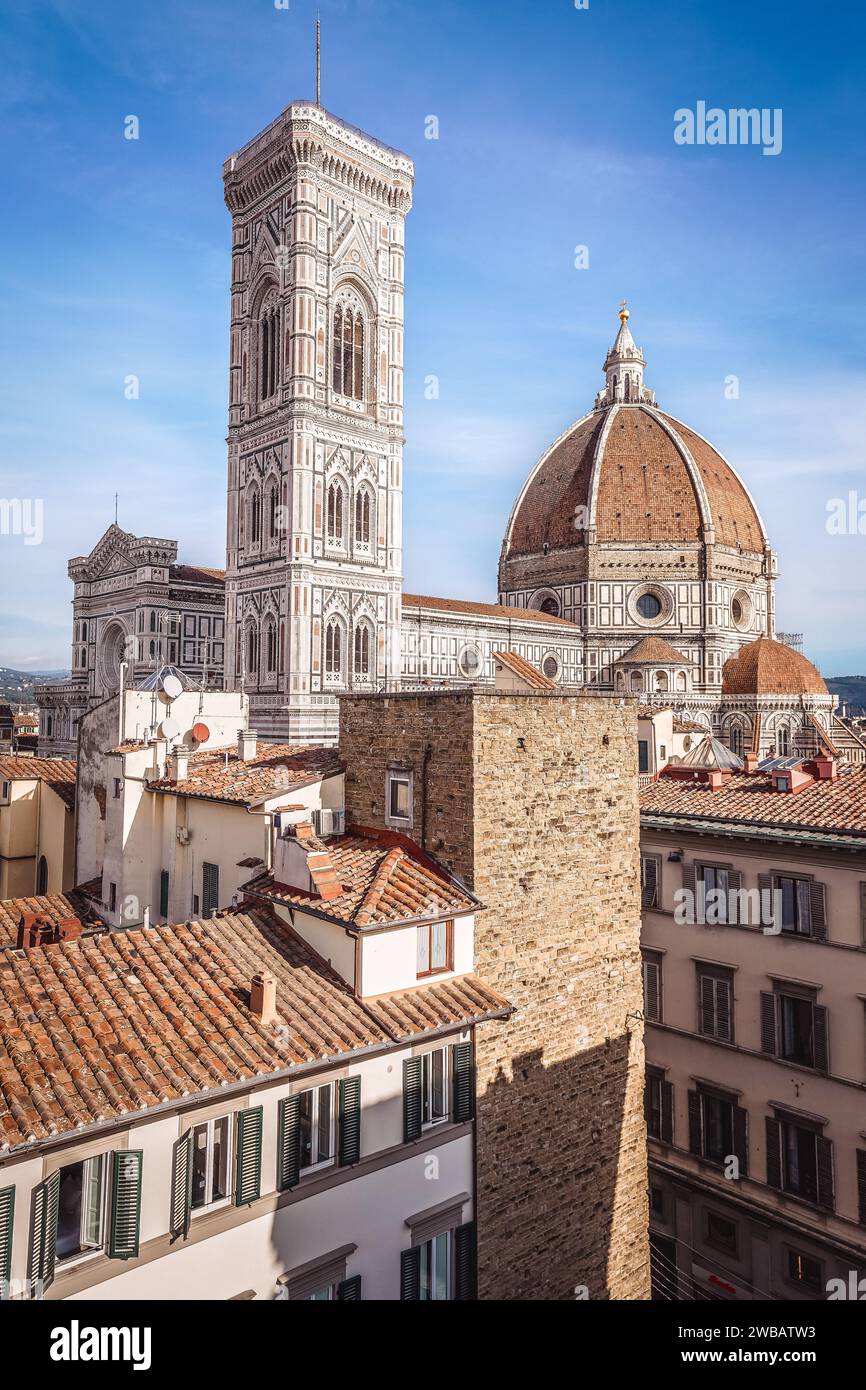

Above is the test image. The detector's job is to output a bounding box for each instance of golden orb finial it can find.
[619,299,630,323]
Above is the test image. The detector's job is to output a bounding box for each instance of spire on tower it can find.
[316,13,321,106]
[595,304,656,409]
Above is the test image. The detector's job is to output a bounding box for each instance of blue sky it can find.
[1,0,865,673]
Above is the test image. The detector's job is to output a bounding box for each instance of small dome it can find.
[679,735,744,771]
[619,636,689,664]
[721,638,828,697]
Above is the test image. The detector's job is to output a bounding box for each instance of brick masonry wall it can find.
[340,690,650,1301]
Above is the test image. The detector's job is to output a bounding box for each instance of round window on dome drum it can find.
[459,645,482,679]
[542,655,559,680]
[637,593,662,619]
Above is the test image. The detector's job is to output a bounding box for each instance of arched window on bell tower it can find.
[332,298,365,400]
[258,288,280,402]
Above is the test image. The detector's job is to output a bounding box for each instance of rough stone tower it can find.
[223,103,413,742]
[339,689,651,1300]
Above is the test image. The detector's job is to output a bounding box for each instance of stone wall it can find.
[340,690,650,1300]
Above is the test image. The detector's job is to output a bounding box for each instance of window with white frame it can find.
[421,1047,450,1128]
[386,770,412,825]
[190,1116,231,1211]
[56,1154,108,1264]
[419,1230,451,1300]
[299,1081,336,1173]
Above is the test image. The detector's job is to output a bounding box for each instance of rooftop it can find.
[640,763,866,840]
[146,743,343,807]
[0,756,76,809]
[244,825,478,928]
[402,593,578,628]
[620,635,689,665]
[0,891,104,947]
[493,651,557,692]
[721,637,829,697]
[0,908,509,1152]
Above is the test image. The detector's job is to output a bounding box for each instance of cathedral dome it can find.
[721,638,828,697]
[502,310,768,559]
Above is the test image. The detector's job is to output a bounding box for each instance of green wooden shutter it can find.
[681,861,696,917]
[235,1107,263,1206]
[813,1005,829,1073]
[338,1077,361,1167]
[109,1150,143,1260]
[277,1096,301,1191]
[170,1132,193,1240]
[765,1117,782,1189]
[454,1221,477,1301]
[403,1057,422,1142]
[337,1274,362,1301]
[452,1041,474,1123]
[0,1185,14,1296]
[816,1136,834,1211]
[760,992,777,1055]
[31,1171,60,1291]
[758,873,775,930]
[400,1246,421,1301]
[810,881,827,941]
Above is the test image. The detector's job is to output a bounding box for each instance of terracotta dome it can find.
[504,403,767,557]
[721,638,828,697]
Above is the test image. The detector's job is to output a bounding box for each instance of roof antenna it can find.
[316,11,321,106]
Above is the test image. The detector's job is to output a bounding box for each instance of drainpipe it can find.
[118,662,128,746]
[420,743,432,852]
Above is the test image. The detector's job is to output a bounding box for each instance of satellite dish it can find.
[160,718,180,740]
[162,674,183,701]
[191,722,210,744]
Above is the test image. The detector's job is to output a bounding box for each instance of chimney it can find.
[56,916,82,943]
[743,751,761,775]
[238,729,258,762]
[17,912,82,949]
[813,753,838,781]
[171,746,190,783]
[250,970,277,1025]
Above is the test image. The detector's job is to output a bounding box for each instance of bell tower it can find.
[222,99,414,742]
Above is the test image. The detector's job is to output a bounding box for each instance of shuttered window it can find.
[452,1041,474,1123]
[31,1171,60,1290]
[688,1088,748,1173]
[277,1095,301,1191]
[696,864,743,925]
[641,855,660,910]
[454,1221,476,1301]
[400,1245,421,1300]
[767,1114,834,1210]
[109,1151,143,1261]
[697,966,734,1042]
[338,1077,361,1167]
[403,1056,423,1142]
[202,862,220,917]
[234,1107,263,1207]
[170,1132,193,1240]
[0,1185,14,1296]
[642,951,663,1022]
[337,1275,362,1300]
[761,873,827,939]
[159,870,169,919]
[645,1069,674,1144]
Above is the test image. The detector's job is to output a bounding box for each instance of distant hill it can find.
[827,676,866,716]
[0,668,70,707]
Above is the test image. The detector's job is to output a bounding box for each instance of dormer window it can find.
[417,920,453,978]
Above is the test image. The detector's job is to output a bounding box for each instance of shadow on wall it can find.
[476,1036,648,1302]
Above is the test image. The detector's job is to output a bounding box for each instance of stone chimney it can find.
[171,746,190,783]
[238,729,258,762]
[250,970,277,1025]
[17,912,82,949]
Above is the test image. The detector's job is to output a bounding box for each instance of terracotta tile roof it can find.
[673,718,708,734]
[0,757,76,808]
[402,593,578,628]
[640,765,866,838]
[0,892,104,947]
[244,826,478,927]
[620,636,688,664]
[722,637,828,697]
[493,651,556,691]
[148,744,343,807]
[170,564,226,586]
[0,908,510,1151]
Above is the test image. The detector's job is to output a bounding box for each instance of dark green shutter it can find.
[339,1077,361,1167]
[403,1057,422,1142]
[31,1171,60,1290]
[0,1185,14,1295]
[170,1132,193,1240]
[810,881,827,941]
[452,1041,474,1123]
[813,1005,829,1073]
[277,1096,301,1191]
[159,870,170,919]
[337,1274,362,1300]
[760,992,777,1055]
[400,1246,421,1301]
[235,1107,263,1206]
[454,1221,477,1301]
[765,1117,782,1189]
[816,1136,834,1211]
[109,1151,142,1260]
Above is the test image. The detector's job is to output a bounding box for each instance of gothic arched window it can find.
[258,289,280,402]
[355,486,373,548]
[267,481,279,541]
[264,618,277,675]
[325,619,343,680]
[729,725,744,757]
[777,725,790,756]
[246,624,260,681]
[327,480,346,545]
[332,300,365,400]
[249,486,262,546]
[354,622,371,678]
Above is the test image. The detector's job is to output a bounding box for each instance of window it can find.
[109,882,117,913]
[191,1116,231,1211]
[326,480,345,544]
[688,1087,747,1172]
[697,864,739,924]
[354,622,371,678]
[638,740,650,774]
[641,854,660,909]
[538,596,559,617]
[649,1186,665,1218]
[637,592,662,619]
[777,726,791,756]
[325,619,343,681]
[387,770,412,825]
[729,725,744,757]
[159,869,169,920]
[645,1068,673,1143]
[299,1082,336,1172]
[421,1048,450,1128]
[259,292,280,401]
[642,950,663,1022]
[202,862,219,917]
[265,619,277,676]
[56,1155,107,1265]
[332,302,364,400]
[705,1210,738,1258]
[419,1231,451,1300]
[267,482,279,541]
[36,855,48,896]
[417,921,452,978]
[767,1115,833,1209]
[786,1248,823,1293]
[761,989,828,1071]
[542,654,559,680]
[697,966,734,1042]
[249,487,262,545]
[774,875,816,936]
[246,624,260,681]
[458,645,482,679]
[355,488,372,547]
[113,778,122,799]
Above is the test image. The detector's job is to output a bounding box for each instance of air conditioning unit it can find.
[313,808,345,838]
[176,827,191,845]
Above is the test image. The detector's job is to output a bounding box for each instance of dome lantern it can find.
[596,302,656,408]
